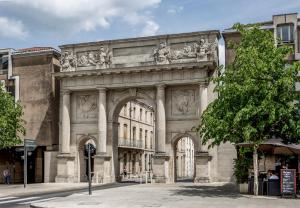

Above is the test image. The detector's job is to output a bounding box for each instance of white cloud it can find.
[167,6,183,15]
[3,0,161,36]
[0,16,27,39]
[141,20,159,36]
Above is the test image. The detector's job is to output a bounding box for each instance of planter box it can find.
[239,183,248,194]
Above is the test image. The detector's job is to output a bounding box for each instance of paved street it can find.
[0,183,136,208]
[29,183,299,208]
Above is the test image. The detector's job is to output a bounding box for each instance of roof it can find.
[12,47,61,57]
[17,47,55,53]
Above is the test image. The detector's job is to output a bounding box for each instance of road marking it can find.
[0,196,17,201]
[0,196,40,204]
[18,197,61,205]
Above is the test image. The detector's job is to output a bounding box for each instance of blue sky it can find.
[0,0,300,50]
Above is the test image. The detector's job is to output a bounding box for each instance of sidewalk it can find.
[30,183,300,208]
[0,183,105,197]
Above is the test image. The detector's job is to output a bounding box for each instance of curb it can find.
[5,183,108,197]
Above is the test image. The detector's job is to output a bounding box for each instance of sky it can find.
[0,0,300,55]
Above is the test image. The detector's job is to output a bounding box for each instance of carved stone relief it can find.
[77,46,112,69]
[153,42,171,65]
[60,36,218,72]
[60,51,77,72]
[153,38,218,64]
[76,94,98,119]
[171,89,196,116]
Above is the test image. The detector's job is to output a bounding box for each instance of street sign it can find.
[25,139,37,151]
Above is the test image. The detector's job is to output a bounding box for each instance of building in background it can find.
[223,13,300,66]
[223,13,300,173]
[0,47,60,184]
[118,100,155,179]
[176,137,194,180]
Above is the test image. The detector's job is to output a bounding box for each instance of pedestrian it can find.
[3,167,11,184]
[123,168,127,177]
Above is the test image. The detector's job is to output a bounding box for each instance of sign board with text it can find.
[280,169,296,197]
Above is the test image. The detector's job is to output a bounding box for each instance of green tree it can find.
[0,84,25,149]
[196,24,300,195]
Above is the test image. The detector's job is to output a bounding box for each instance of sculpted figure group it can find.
[153,38,217,65]
[61,46,112,71]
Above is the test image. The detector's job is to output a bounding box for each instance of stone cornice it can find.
[59,30,220,49]
[54,61,216,79]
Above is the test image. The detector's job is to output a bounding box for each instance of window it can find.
[123,124,128,139]
[124,104,127,116]
[145,130,148,149]
[139,128,143,140]
[133,127,136,141]
[145,111,147,123]
[133,107,136,119]
[150,113,153,124]
[0,55,8,74]
[277,24,294,43]
[139,108,142,121]
[150,131,153,149]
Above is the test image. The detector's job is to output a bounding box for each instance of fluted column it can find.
[156,84,166,153]
[61,90,71,154]
[97,88,107,154]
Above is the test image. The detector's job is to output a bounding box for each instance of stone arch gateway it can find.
[54,31,236,183]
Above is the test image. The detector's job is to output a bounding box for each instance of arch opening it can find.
[174,136,195,183]
[78,137,96,182]
[111,94,156,183]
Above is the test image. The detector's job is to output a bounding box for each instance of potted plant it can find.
[233,147,252,194]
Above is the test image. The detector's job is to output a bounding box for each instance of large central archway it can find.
[109,89,156,181]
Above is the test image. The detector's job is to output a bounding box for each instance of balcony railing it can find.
[118,137,144,149]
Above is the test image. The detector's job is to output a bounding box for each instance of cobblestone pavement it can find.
[31,183,300,208]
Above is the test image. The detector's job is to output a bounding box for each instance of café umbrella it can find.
[237,138,300,155]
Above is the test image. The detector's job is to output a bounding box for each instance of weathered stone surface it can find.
[55,30,235,184]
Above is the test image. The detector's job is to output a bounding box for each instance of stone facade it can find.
[54,30,236,184]
[0,47,60,183]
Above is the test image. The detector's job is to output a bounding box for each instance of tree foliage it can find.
[0,84,25,149]
[197,24,300,147]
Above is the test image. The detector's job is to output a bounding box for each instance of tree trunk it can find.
[253,147,259,196]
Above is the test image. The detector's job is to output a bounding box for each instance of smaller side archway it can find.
[171,133,198,182]
[77,135,97,182]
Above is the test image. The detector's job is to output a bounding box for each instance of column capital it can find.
[97,87,107,92]
[199,81,209,87]
[156,84,166,90]
[61,89,71,95]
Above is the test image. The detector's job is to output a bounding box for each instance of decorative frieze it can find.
[59,33,219,72]
[153,38,217,65]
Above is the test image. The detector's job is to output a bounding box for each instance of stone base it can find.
[44,151,58,183]
[194,177,210,183]
[55,175,75,183]
[55,154,76,183]
[152,153,169,183]
[194,151,211,183]
[93,154,112,184]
